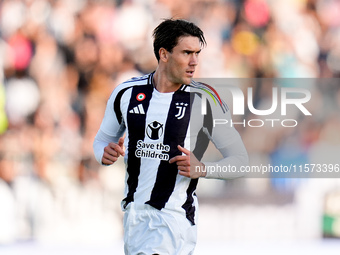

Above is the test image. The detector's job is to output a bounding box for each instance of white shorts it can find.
[123,203,197,255]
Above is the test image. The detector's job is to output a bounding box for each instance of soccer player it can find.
[93,19,248,255]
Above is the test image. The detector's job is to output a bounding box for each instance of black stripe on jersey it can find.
[114,87,130,125]
[192,98,213,160]
[114,75,151,124]
[182,179,198,225]
[122,84,153,209]
[146,89,192,210]
[182,95,213,225]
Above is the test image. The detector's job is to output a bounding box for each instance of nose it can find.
[189,54,198,66]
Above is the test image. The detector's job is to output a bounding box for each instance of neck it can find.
[153,68,181,93]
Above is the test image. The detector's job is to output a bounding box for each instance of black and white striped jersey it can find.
[93,72,248,225]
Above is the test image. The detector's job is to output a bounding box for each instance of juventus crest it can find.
[175,102,188,120]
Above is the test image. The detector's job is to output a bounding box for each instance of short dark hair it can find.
[153,19,206,62]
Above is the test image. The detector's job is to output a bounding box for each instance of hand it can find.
[102,137,125,165]
[169,145,206,179]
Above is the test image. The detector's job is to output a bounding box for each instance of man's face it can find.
[165,36,201,85]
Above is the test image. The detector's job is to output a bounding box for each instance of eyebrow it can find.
[183,49,201,54]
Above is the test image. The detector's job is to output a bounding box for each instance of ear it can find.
[159,48,169,63]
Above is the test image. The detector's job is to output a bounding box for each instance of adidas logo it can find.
[129,104,145,114]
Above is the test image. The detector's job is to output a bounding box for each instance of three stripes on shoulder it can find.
[129,104,145,114]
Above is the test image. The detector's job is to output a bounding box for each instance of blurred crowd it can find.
[0,0,340,244]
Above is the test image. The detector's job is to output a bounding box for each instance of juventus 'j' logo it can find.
[175,103,188,120]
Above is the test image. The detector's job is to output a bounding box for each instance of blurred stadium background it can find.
[0,0,340,254]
